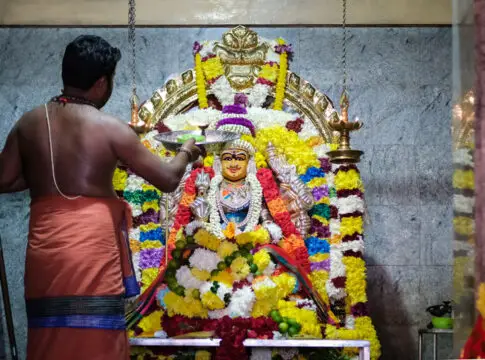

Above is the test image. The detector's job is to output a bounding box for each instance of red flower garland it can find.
[256,168,311,272]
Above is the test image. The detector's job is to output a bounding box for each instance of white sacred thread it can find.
[44,103,81,200]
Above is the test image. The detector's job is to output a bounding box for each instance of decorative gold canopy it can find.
[136,26,340,143]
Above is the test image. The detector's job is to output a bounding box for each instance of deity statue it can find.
[187,94,311,244]
[121,26,381,360]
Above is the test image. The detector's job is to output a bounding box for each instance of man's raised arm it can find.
[107,118,200,193]
[0,123,27,194]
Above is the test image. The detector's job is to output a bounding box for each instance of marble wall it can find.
[0,27,452,360]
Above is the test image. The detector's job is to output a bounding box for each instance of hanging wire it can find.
[128,0,138,104]
[341,0,348,94]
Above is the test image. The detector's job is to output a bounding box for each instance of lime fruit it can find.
[250,263,258,273]
[278,322,289,333]
[192,289,200,299]
[211,269,220,277]
[232,251,241,259]
[224,256,234,266]
[186,236,195,244]
[175,240,185,250]
[288,326,299,337]
[172,249,182,259]
[217,262,227,271]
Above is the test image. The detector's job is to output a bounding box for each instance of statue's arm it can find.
[107,117,197,193]
[0,123,27,194]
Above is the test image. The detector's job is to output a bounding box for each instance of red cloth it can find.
[461,315,485,359]
[25,196,134,360]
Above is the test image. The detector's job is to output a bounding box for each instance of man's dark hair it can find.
[62,35,121,90]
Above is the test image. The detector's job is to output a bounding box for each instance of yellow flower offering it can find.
[194,229,221,251]
[217,241,239,259]
[230,257,251,280]
[201,291,225,310]
[253,249,271,272]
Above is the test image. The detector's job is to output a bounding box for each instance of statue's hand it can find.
[268,154,295,183]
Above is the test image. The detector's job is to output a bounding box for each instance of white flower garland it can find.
[206,173,263,238]
[453,147,474,167]
[188,249,221,272]
[210,76,235,106]
[454,194,475,214]
[228,286,256,318]
[337,195,365,215]
[176,265,205,289]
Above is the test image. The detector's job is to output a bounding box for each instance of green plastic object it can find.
[431,316,453,329]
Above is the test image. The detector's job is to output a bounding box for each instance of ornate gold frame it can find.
[137,69,339,143]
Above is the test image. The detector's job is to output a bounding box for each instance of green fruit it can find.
[244,243,254,250]
[211,269,220,277]
[288,326,299,337]
[278,322,289,333]
[250,263,258,274]
[192,289,200,299]
[232,251,241,259]
[245,254,254,263]
[174,286,185,297]
[224,256,234,266]
[168,259,179,269]
[270,310,282,323]
[287,319,299,327]
[240,248,249,256]
[175,240,185,250]
[217,262,227,271]
[255,271,262,276]
[172,249,182,259]
[186,235,195,244]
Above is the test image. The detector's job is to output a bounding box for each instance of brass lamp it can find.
[327,91,363,164]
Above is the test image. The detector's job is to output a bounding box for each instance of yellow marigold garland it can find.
[273,38,288,111]
[195,53,208,109]
[243,127,319,174]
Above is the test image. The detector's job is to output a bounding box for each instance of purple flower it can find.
[310,259,330,272]
[312,186,329,201]
[133,208,160,227]
[351,302,369,317]
[319,157,332,173]
[139,248,163,269]
[221,104,248,115]
[216,117,256,137]
[234,93,248,107]
[192,41,202,55]
[274,43,293,55]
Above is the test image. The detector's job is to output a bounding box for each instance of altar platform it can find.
[129,338,371,360]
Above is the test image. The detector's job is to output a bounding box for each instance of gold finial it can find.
[327,90,364,164]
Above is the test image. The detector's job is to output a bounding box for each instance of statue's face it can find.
[221,149,249,182]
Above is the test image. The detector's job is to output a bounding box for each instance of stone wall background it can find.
[0,27,452,360]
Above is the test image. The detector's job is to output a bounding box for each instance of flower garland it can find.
[206,173,263,239]
[192,37,292,111]
[194,42,209,109]
[257,168,311,273]
[273,39,291,111]
[326,164,381,359]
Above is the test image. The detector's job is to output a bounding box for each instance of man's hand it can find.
[180,139,203,162]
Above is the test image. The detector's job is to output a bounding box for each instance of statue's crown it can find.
[215,94,256,155]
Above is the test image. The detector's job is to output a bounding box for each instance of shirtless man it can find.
[0,35,200,360]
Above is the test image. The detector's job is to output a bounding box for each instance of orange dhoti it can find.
[24,196,139,360]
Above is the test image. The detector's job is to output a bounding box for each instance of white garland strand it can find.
[206,173,263,238]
